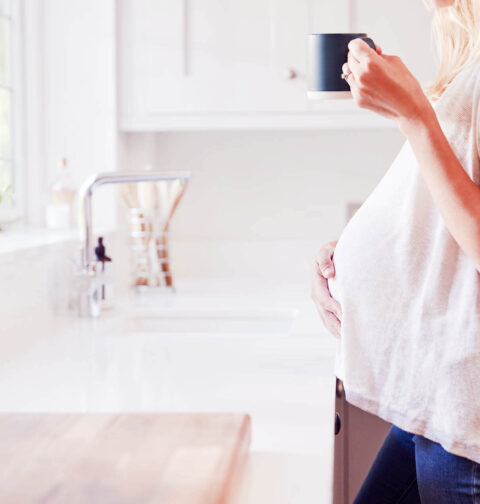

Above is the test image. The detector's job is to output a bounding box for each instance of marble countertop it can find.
[0,277,337,503]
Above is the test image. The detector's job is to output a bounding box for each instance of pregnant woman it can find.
[312,0,480,502]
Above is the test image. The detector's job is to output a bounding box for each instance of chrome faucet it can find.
[77,171,191,317]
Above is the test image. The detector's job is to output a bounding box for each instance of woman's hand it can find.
[311,240,342,339]
[342,39,431,126]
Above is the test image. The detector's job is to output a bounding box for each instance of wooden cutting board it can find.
[0,413,251,504]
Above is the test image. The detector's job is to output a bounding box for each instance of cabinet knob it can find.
[284,68,298,80]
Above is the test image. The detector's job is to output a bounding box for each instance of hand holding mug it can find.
[342,39,431,125]
[307,33,377,100]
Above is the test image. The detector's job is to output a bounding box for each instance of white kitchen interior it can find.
[0,0,437,502]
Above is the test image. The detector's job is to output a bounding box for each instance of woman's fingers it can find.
[317,258,335,277]
[324,311,341,339]
[341,62,354,83]
[311,269,342,321]
[331,299,342,321]
[348,38,379,62]
[347,52,362,78]
[313,290,342,339]
[314,243,336,277]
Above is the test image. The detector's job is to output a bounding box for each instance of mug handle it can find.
[360,37,376,52]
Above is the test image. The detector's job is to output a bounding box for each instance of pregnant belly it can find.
[326,208,406,315]
[326,206,386,307]
[325,141,421,329]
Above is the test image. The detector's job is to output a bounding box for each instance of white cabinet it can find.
[122,0,307,114]
[118,0,433,130]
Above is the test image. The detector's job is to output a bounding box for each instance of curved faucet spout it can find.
[79,171,191,274]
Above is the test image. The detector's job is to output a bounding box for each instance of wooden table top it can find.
[0,413,251,504]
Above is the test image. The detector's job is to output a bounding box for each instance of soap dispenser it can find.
[94,236,113,309]
[45,157,76,229]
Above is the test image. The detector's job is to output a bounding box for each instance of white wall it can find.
[122,129,404,240]
[120,129,405,279]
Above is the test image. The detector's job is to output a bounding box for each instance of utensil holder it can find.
[126,208,174,291]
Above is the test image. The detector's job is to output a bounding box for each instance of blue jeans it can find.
[353,424,480,503]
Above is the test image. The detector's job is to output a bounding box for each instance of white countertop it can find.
[0,277,337,503]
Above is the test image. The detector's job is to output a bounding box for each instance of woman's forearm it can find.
[398,104,480,272]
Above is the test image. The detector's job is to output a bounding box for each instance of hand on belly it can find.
[311,240,343,339]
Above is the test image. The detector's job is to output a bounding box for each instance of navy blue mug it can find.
[307,33,376,100]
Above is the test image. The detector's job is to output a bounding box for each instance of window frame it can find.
[0,0,24,224]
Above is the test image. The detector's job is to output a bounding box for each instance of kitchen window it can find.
[0,0,20,219]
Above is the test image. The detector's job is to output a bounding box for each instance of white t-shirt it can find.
[328,60,480,463]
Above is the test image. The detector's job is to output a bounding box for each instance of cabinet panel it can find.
[145,0,310,113]
[118,0,185,120]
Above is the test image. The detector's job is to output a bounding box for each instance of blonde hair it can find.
[423,0,480,101]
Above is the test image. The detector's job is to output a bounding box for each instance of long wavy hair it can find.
[423,0,480,101]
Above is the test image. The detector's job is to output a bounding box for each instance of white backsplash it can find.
[120,129,404,241]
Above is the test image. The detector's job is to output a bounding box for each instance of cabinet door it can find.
[120,0,303,115]
[333,380,391,504]
[119,0,355,117]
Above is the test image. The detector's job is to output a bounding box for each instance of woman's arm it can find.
[343,38,480,273]
[399,107,480,273]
